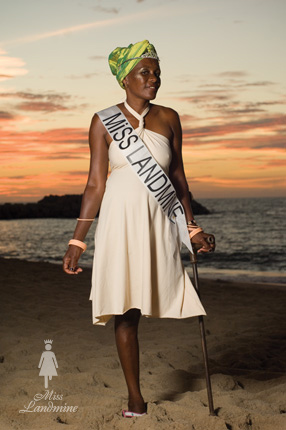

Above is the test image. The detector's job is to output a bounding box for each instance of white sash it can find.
[97,104,194,254]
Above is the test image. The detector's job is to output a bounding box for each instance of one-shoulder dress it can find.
[89,102,206,326]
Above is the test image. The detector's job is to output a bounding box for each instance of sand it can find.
[0,257,285,430]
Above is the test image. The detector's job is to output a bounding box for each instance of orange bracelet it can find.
[68,239,87,252]
[189,227,203,239]
[77,218,94,221]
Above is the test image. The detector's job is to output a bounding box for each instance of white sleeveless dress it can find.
[89,102,206,326]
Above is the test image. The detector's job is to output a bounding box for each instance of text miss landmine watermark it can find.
[19,390,78,413]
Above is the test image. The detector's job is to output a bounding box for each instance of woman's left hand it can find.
[190,231,216,253]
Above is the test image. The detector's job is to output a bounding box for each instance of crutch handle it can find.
[192,235,215,252]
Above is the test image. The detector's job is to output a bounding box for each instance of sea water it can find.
[1,197,285,284]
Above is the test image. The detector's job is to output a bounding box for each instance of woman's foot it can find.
[122,399,147,418]
[127,397,147,414]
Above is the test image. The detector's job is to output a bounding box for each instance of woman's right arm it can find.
[63,114,109,275]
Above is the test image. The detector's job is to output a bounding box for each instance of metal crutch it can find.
[190,236,215,416]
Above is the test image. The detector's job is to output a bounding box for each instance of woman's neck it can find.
[125,96,150,115]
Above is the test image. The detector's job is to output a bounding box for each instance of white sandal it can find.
[122,409,147,417]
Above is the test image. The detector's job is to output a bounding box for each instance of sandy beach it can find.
[0,257,285,430]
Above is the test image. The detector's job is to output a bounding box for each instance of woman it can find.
[63,40,215,417]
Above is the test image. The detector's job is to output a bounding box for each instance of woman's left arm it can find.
[167,109,214,253]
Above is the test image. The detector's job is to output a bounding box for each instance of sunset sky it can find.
[1,0,285,202]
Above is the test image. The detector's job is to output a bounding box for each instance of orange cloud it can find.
[189,175,286,189]
[1,127,87,145]
[183,134,285,151]
[0,128,89,164]
[185,174,286,199]
[265,159,286,167]
[0,172,89,202]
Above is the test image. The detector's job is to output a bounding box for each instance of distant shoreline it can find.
[0,193,210,220]
[2,195,285,205]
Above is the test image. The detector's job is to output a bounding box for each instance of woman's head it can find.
[108,40,160,89]
[122,57,161,101]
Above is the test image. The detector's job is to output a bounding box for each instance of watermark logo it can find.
[38,339,58,388]
[19,340,78,414]
[19,390,78,413]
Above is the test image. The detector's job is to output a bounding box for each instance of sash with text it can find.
[97,105,194,254]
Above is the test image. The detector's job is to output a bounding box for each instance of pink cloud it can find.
[0,111,16,121]
[182,114,286,150]
[0,49,28,81]
[15,101,70,113]
[0,91,71,102]
[0,91,86,114]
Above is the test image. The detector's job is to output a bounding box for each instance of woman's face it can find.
[123,58,161,100]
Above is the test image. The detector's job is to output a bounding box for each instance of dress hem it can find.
[91,308,207,326]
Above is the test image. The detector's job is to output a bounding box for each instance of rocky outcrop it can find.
[0,193,210,219]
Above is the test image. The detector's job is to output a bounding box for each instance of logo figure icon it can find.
[38,340,58,388]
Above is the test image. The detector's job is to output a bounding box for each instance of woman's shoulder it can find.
[92,104,114,120]
[152,103,179,116]
[151,103,178,114]
[89,111,109,138]
[151,103,180,124]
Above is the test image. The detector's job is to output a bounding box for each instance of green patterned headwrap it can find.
[108,40,159,89]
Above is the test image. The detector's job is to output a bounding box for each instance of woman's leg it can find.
[114,308,146,413]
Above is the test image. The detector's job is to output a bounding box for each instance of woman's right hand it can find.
[190,231,216,253]
[63,245,84,275]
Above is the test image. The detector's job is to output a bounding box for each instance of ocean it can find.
[1,197,285,284]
